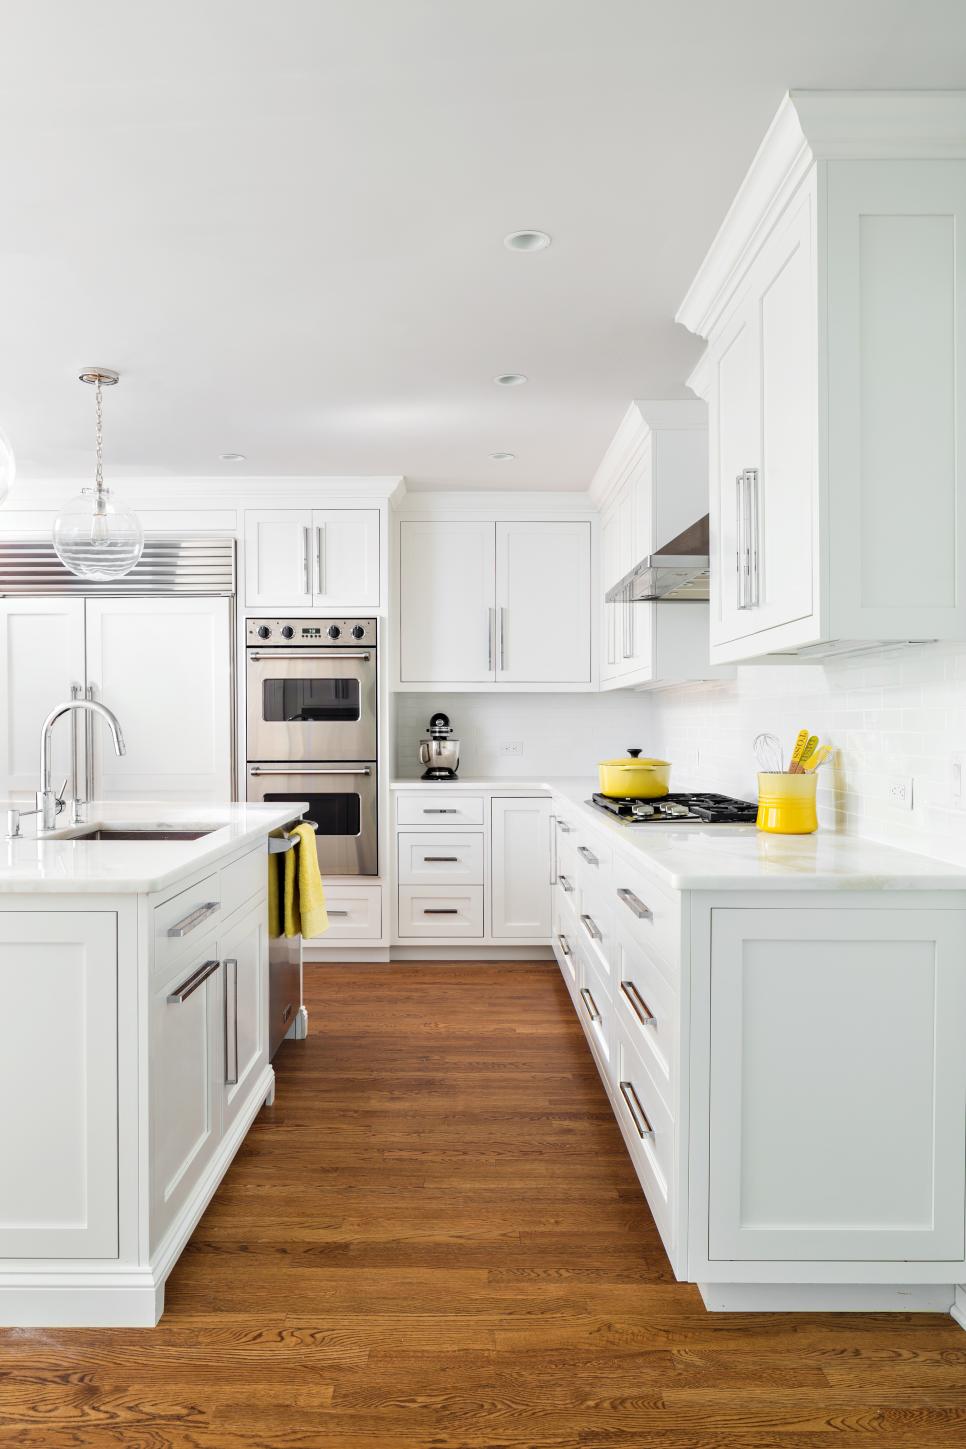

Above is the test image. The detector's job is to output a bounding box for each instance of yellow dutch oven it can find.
[598,748,671,799]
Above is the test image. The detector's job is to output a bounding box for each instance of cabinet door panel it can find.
[399,521,495,683]
[0,912,117,1258]
[708,906,966,1262]
[245,510,313,609]
[490,796,552,939]
[220,902,268,1137]
[0,598,86,799]
[496,521,591,684]
[313,509,380,607]
[709,293,759,647]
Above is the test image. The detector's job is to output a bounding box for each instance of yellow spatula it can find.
[798,735,820,770]
[803,745,833,772]
[788,729,809,773]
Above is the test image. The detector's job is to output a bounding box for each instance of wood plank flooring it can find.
[2,960,965,1447]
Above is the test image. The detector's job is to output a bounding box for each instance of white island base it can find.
[0,802,301,1327]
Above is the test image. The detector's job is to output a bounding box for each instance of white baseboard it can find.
[951,1285,966,1331]
[699,1282,956,1315]
[305,947,391,963]
[390,945,555,961]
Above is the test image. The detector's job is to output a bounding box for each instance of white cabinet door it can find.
[0,911,117,1258]
[0,598,86,800]
[219,902,268,1138]
[245,510,313,609]
[708,906,966,1262]
[495,521,591,684]
[312,509,380,607]
[599,506,620,681]
[490,796,552,939]
[709,289,760,648]
[398,520,495,683]
[85,597,231,801]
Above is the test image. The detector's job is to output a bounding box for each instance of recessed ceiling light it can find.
[489,451,516,461]
[494,373,527,386]
[504,230,551,252]
[219,452,246,462]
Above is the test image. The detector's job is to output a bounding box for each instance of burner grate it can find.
[590,791,757,824]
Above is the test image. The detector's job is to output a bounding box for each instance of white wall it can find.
[394,692,653,781]
[647,642,966,867]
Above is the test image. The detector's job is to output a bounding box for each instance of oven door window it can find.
[261,677,360,725]
[263,790,360,838]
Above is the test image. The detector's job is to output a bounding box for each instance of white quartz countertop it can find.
[392,776,966,891]
[0,801,309,894]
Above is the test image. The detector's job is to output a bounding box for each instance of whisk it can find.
[753,732,784,773]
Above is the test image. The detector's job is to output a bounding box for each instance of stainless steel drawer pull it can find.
[579,986,601,1022]
[558,874,574,893]
[328,910,349,917]
[167,900,220,938]
[557,933,572,958]
[248,650,372,662]
[424,907,459,915]
[424,855,459,862]
[617,887,651,919]
[577,846,598,865]
[224,957,238,1085]
[424,807,459,814]
[557,821,573,834]
[619,1080,653,1138]
[251,765,372,777]
[168,957,221,1004]
[580,913,602,941]
[620,979,655,1026]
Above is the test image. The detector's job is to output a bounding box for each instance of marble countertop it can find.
[391,775,966,892]
[0,801,309,894]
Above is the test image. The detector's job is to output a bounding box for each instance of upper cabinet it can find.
[678,91,966,661]
[397,515,593,689]
[245,508,380,610]
[594,401,732,689]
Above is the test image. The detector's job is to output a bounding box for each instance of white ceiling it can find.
[1,0,964,490]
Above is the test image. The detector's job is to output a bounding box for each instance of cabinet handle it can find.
[167,900,220,938]
[498,606,506,671]
[168,957,221,1004]
[84,683,96,803]
[580,913,602,941]
[302,525,311,596]
[620,979,655,1026]
[736,467,760,610]
[557,821,572,834]
[487,606,495,673]
[224,957,238,1085]
[619,1080,653,1138]
[746,466,760,607]
[423,807,458,814]
[248,650,372,662]
[424,907,459,915]
[579,986,601,1022]
[549,813,557,884]
[315,524,325,596]
[328,909,349,917]
[616,887,651,919]
[251,765,371,777]
[424,855,459,862]
[577,846,598,866]
[557,933,572,958]
[558,873,574,893]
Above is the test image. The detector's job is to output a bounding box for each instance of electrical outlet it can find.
[887,776,914,810]
[499,741,523,756]
[952,753,966,809]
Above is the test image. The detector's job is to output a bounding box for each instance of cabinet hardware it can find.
[557,820,572,833]
[579,986,601,1022]
[620,979,655,1026]
[167,900,220,938]
[224,957,238,1085]
[328,909,349,917]
[250,765,371,777]
[619,1080,653,1138]
[487,606,495,672]
[558,873,574,893]
[549,813,557,884]
[616,887,651,919]
[84,683,96,803]
[248,649,371,662]
[580,913,602,941]
[577,846,598,866]
[736,467,760,610]
[315,524,325,596]
[302,525,311,596]
[167,957,220,1004]
[424,907,459,915]
[423,807,458,814]
[557,933,572,958]
[424,855,459,862]
[498,606,506,671]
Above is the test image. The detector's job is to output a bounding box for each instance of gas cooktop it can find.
[590,791,757,824]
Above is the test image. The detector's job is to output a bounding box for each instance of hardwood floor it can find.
[2,960,964,1447]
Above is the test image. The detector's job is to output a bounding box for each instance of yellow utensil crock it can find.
[756,772,818,835]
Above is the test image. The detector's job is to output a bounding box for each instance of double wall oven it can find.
[246,617,377,875]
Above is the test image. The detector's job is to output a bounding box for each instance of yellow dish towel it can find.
[267,851,281,938]
[283,823,328,939]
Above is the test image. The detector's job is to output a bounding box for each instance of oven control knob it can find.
[281,625,295,639]
[327,624,341,639]
[257,625,271,640]
[351,625,365,639]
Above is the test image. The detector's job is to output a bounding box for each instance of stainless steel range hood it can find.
[604,515,710,603]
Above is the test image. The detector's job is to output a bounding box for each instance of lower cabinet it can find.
[491,796,552,938]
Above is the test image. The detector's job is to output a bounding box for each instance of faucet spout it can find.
[38,698,126,831]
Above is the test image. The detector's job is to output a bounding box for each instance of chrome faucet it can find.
[37,699,126,831]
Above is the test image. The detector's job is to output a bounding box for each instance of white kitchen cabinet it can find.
[245,508,380,610]
[679,93,966,659]
[0,911,118,1259]
[490,796,552,938]
[220,901,269,1140]
[707,905,966,1263]
[397,516,592,689]
[0,597,86,799]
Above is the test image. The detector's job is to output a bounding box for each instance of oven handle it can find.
[247,650,372,662]
[250,766,373,777]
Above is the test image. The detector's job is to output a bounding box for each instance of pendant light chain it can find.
[94,379,105,497]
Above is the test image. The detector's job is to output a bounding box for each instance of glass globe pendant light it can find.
[0,427,15,506]
[52,368,144,581]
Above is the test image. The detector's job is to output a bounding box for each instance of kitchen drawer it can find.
[576,877,616,991]
[577,948,613,1076]
[553,922,579,994]
[320,885,382,941]
[611,857,682,982]
[614,1019,674,1245]
[153,873,221,975]
[220,845,266,922]
[615,920,677,1109]
[396,794,485,827]
[555,861,579,905]
[398,885,483,938]
[575,832,612,893]
[397,831,484,885]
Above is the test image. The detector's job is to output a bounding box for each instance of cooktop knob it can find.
[281,625,295,639]
[351,624,365,639]
[257,625,271,640]
[327,624,341,639]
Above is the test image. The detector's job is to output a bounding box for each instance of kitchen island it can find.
[0,801,305,1327]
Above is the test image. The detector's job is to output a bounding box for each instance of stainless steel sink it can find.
[63,826,217,842]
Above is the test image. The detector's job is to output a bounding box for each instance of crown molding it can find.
[676,89,966,339]
[396,489,596,518]
[589,400,706,510]
[0,474,405,511]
